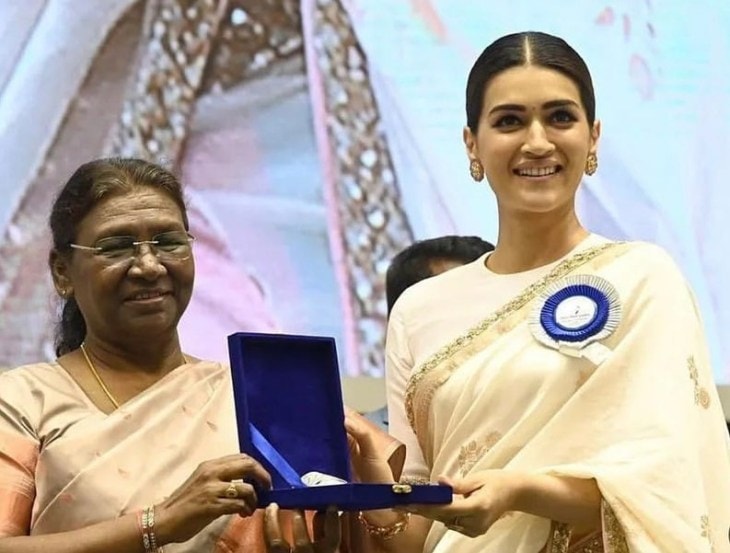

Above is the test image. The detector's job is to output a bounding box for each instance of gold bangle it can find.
[357,511,410,540]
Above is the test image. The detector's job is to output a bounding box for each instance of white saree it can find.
[386,236,730,552]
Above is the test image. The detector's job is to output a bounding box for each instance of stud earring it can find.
[585,153,598,176]
[469,159,484,182]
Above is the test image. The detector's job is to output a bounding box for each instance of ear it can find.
[589,119,601,155]
[463,126,479,161]
[49,250,73,298]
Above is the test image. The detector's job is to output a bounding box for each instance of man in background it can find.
[365,235,495,428]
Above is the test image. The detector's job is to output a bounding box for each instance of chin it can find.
[510,196,569,215]
[507,183,573,209]
[124,315,179,337]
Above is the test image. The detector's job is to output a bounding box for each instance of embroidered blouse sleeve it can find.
[0,371,40,537]
[385,306,430,482]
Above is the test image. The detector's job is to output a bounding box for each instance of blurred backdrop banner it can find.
[1,0,729,386]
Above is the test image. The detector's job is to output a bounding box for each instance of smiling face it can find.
[51,187,195,348]
[464,64,600,216]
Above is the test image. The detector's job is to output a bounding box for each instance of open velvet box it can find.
[227,332,452,511]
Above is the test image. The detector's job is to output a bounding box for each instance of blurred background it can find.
[0,0,728,416]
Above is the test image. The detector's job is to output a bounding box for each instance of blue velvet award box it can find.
[227,332,452,511]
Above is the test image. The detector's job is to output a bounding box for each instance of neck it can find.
[82,332,186,375]
[488,204,589,274]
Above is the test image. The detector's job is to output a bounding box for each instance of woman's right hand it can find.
[154,453,272,544]
[344,407,395,484]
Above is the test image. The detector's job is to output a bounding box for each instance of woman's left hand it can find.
[264,503,341,553]
[398,470,523,538]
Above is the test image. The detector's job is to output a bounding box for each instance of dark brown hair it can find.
[386,235,494,315]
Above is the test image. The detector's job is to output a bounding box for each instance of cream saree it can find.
[0,359,403,552]
[403,242,730,552]
[0,360,277,551]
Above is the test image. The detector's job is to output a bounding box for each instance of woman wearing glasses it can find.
[0,158,340,552]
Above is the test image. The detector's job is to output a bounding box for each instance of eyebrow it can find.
[488,99,580,116]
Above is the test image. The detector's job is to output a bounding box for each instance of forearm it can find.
[0,511,147,553]
[512,474,602,533]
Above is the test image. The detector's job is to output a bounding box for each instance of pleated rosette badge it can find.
[529,275,621,365]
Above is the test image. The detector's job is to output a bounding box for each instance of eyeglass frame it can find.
[68,230,196,264]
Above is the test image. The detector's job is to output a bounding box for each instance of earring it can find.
[469,159,484,182]
[585,153,598,176]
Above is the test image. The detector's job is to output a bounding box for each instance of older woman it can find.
[347,31,730,553]
[0,158,339,552]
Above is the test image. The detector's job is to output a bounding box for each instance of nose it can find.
[522,120,555,157]
[128,243,167,280]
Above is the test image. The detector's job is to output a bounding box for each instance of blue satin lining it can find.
[250,423,306,488]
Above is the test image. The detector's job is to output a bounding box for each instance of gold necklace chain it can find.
[80,343,120,409]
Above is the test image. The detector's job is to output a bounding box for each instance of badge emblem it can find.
[529,275,621,364]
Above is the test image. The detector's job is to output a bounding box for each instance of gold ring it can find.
[225,480,239,499]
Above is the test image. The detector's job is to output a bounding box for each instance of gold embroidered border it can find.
[544,526,605,553]
[570,534,604,553]
[546,521,572,553]
[602,500,629,553]
[405,242,626,435]
[547,502,625,553]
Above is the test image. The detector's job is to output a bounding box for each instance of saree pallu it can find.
[0,360,264,551]
[0,360,402,552]
[407,242,730,553]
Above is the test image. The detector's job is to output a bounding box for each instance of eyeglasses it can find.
[69,231,195,264]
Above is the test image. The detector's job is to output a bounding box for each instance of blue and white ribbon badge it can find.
[529,275,621,365]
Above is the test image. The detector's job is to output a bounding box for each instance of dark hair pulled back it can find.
[465,31,596,131]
